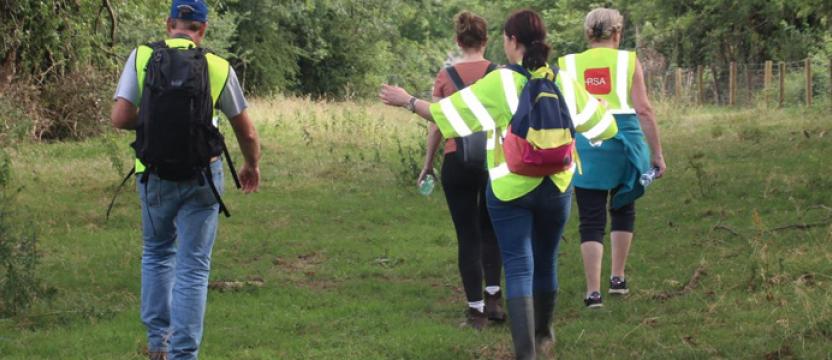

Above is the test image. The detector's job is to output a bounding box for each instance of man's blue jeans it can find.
[138,160,223,360]
[486,178,572,299]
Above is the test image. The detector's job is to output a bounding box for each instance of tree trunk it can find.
[711,65,722,105]
[104,0,117,47]
[0,48,17,91]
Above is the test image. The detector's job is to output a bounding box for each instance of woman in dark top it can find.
[418,10,505,330]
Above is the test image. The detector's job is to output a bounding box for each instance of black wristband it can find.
[407,96,418,113]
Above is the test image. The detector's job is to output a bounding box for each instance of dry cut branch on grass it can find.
[208,278,265,292]
[653,263,707,301]
[768,221,831,232]
[712,224,742,237]
[711,216,830,237]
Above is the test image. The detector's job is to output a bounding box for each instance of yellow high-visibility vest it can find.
[558,48,637,113]
[429,64,618,202]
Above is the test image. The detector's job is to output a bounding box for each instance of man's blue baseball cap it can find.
[170,0,209,23]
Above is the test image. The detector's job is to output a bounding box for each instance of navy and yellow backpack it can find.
[503,64,577,177]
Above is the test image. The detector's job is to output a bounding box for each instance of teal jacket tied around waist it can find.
[574,113,651,209]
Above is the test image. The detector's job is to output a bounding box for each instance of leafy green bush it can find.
[0,0,239,141]
[0,90,37,144]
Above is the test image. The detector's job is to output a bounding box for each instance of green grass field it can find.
[1,98,831,359]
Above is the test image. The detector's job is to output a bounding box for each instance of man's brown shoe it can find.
[148,351,167,360]
[485,290,507,322]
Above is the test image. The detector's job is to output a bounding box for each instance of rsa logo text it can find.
[584,68,611,95]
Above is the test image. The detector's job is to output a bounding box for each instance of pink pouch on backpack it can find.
[503,125,575,177]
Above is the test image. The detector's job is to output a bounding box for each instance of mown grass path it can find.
[1,99,830,359]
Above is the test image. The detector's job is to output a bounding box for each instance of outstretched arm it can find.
[380,69,515,142]
[379,84,434,121]
[558,72,617,143]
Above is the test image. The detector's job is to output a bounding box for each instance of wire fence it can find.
[644,57,832,108]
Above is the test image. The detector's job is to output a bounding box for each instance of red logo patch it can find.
[584,68,612,95]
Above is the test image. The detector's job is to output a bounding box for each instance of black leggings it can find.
[575,187,636,243]
[441,154,502,302]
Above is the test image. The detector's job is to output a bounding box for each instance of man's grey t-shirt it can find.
[114,49,248,119]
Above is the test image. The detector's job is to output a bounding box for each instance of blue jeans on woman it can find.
[138,160,223,360]
[486,178,572,300]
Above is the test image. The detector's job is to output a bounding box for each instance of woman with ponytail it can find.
[418,11,505,330]
[380,9,618,359]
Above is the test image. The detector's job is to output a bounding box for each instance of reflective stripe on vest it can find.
[133,38,231,173]
[563,54,578,118]
[616,50,631,110]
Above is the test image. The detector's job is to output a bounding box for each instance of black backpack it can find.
[133,41,223,181]
[445,63,498,170]
[107,41,240,220]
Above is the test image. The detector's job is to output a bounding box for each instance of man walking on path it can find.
[110,1,260,359]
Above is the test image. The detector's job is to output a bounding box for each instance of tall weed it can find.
[0,149,52,317]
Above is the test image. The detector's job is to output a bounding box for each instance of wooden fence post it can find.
[675,68,683,100]
[711,66,720,104]
[746,64,753,103]
[764,61,773,105]
[696,65,704,105]
[779,62,785,108]
[805,58,813,106]
[729,61,737,106]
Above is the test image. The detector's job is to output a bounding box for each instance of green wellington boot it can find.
[534,291,558,359]
[507,297,536,360]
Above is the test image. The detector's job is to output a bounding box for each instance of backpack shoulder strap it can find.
[505,64,532,79]
[146,41,168,51]
[204,168,232,218]
[485,62,498,75]
[445,66,466,91]
[550,65,560,80]
[136,41,169,98]
[105,166,136,221]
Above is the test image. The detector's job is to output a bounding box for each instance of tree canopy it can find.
[1,0,828,107]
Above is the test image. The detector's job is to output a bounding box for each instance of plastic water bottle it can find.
[639,167,660,187]
[419,174,436,196]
